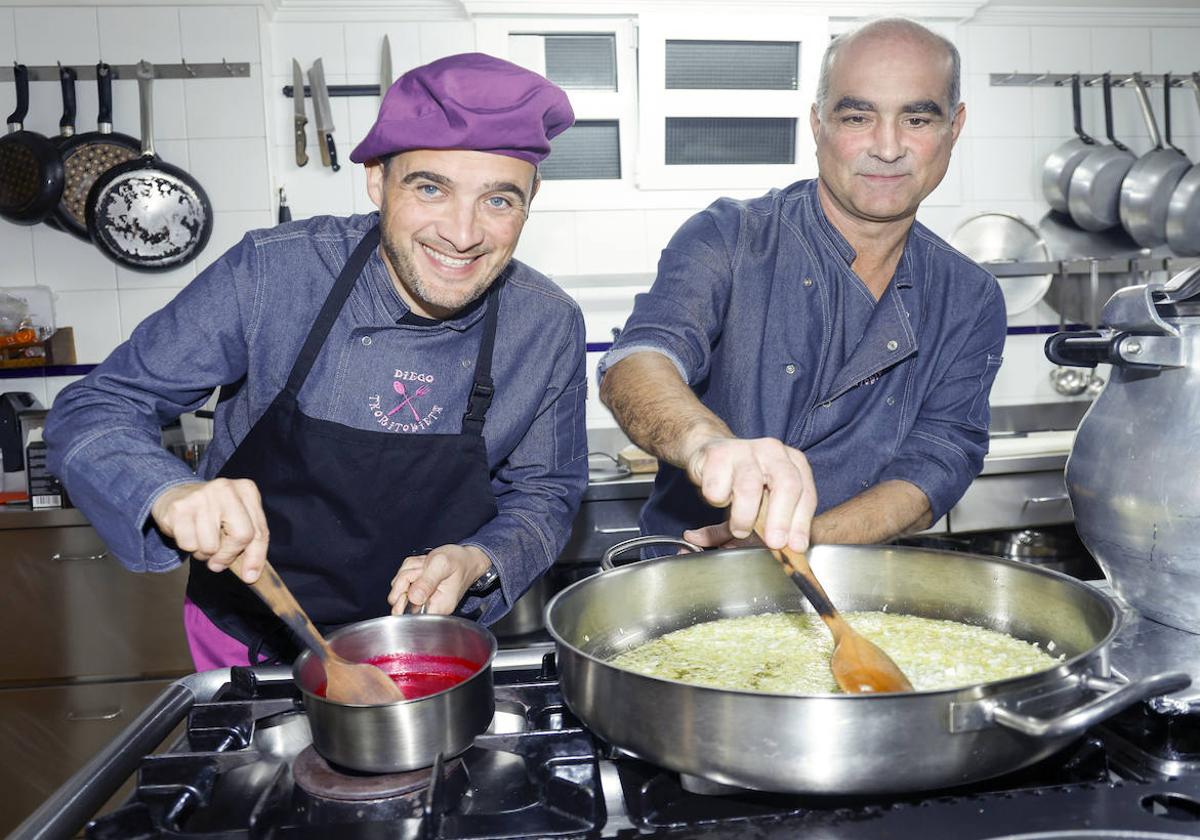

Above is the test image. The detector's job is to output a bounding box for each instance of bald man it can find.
[599,18,1005,556]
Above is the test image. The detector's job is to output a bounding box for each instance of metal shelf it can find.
[981,256,1200,278]
[0,61,250,82]
[989,72,1197,88]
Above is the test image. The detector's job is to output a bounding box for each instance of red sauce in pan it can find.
[314,652,482,700]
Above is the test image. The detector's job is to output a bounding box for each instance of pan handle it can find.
[987,670,1191,739]
[600,535,701,570]
[1070,74,1095,145]
[1101,73,1129,152]
[1129,72,1165,150]
[1044,330,1125,367]
[7,63,29,128]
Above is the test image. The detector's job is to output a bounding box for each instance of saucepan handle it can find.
[988,670,1191,739]
[1044,330,1126,368]
[601,535,701,571]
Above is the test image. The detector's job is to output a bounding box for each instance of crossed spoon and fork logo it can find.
[386,380,431,419]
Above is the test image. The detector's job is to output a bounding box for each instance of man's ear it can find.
[809,102,821,142]
[950,102,966,145]
[365,159,386,208]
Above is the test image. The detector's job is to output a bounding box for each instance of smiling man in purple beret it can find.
[46,53,589,669]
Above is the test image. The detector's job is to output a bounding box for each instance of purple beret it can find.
[350,52,575,166]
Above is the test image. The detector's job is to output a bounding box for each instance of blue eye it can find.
[417,184,442,197]
[486,195,513,209]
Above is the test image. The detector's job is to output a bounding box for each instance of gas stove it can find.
[15,613,1200,840]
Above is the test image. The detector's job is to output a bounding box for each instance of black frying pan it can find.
[0,63,66,224]
[52,63,139,240]
[85,61,212,272]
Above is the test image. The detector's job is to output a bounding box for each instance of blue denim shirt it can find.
[45,212,589,624]
[598,179,1006,541]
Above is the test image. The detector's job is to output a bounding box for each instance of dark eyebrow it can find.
[902,100,945,117]
[833,96,875,113]
[402,170,452,187]
[483,181,529,206]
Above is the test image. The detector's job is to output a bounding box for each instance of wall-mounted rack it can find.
[983,256,1200,277]
[990,72,1199,88]
[0,61,250,82]
[283,84,381,99]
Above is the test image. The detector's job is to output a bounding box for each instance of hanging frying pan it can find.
[1166,73,1200,257]
[1041,74,1097,214]
[51,62,139,240]
[0,63,66,224]
[1118,73,1190,248]
[85,61,212,272]
[43,65,77,233]
[1068,73,1137,232]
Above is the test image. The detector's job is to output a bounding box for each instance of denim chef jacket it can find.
[45,213,589,624]
[598,179,1006,541]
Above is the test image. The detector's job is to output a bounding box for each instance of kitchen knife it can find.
[292,59,308,167]
[380,34,392,98]
[308,59,339,172]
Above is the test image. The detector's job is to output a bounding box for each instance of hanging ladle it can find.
[754,503,913,694]
[231,557,407,704]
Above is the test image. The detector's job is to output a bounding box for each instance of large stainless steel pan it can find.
[546,539,1189,795]
[1118,73,1190,248]
[1069,74,1137,232]
[1042,74,1098,214]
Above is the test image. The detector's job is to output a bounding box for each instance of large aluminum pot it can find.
[293,615,496,772]
[1046,262,1200,632]
[546,538,1188,795]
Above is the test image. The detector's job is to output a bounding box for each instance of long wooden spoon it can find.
[230,557,406,704]
[753,506,912,694]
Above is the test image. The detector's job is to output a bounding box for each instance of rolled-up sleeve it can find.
[597,205,736,386]
[461,306,589,624]
[45,235,259,572]
[878,281,1007,520]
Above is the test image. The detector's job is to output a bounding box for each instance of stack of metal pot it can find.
[1045,262,1200,632]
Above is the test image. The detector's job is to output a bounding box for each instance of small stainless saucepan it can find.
[293,614,497,773]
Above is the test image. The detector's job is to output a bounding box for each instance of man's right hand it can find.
[150,479,270,584]
[685,437,816,552]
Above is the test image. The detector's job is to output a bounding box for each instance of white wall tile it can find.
[416,22,475,64]
[271,22,347,77]
[31,226,116,293]
[13,7,100,66]
[0,9,15,61]
[346,22,421,81]
[1030,26,1091,74]
[185,71,266,139]
[1149,28,1200,75]
[188,138,271,212]
[1031,85,1083,140]
[45,374,84,407]
[116,259,195,291]
[574,210,649,275]
[0,223,36,285]
[964,26,1030,76]
[54,289,120,363]
[119,287,180,340]
[514,211,579,277]
[272,145,355,218]
[970,137,1036,202]
[97,7,182,66]
[1090,27,1150,76]
[965,75,1032,138]
[179,6,260,64]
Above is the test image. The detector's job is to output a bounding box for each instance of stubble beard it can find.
[379,227,495,316]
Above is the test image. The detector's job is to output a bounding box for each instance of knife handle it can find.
[294,116,308,167]
[326,133,340,172]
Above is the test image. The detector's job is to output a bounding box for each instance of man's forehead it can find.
[825,34,952,103]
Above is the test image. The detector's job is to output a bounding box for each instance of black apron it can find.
[186,225,501,663]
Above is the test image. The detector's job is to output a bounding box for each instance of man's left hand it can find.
[388,544,493,615]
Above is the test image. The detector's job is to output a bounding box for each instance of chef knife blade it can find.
[292,59,308,167]
[380,34,392,98]
[308,59,339,172]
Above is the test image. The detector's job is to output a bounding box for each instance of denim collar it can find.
[801,178,916,291]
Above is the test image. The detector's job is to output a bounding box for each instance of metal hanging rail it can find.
[990,72,1198,88]
[983,256,1200,278]
[0,61,250,82]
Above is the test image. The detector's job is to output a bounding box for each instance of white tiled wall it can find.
[1,3,1198,426]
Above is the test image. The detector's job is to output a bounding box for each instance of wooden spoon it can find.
[753,506,913,694]
[231,557,406,704]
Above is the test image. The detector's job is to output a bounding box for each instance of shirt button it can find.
[822,400,832,408]
[886,396,895,406]
[461,359,472,368]
[802,278,814,288]
[361,336,373,346]
[886,339,898,351]
[861,480,869,488]
[785,363,797,375]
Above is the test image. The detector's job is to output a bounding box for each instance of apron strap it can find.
[284,225,382,396]
[462,280,503,437]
